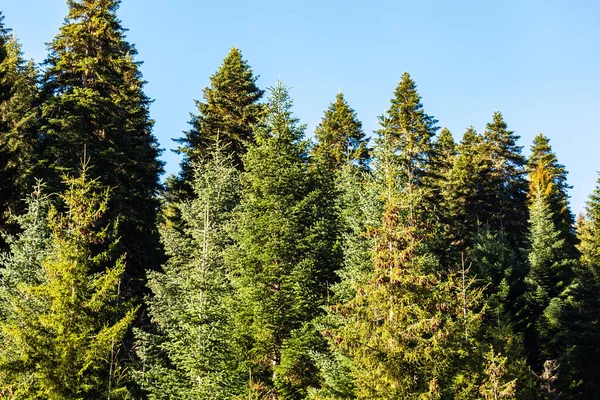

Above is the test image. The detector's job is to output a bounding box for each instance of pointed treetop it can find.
[256,80,305,145]
[313,90,369,169]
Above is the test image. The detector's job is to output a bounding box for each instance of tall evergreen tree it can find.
[312,91,369,170]
[541,174,600,398]
[308,93,375,399]
[522,183,574,370]
[0,167,135,399]
[38,0,163,299]
[331,118,491,399]
[376,72,439,193]
[481,111,528,246]
[170,46,263,200]
[136,144,244,399]
[527,134,576,253]
[441,126,487,259]
[0,14,39,249]
[228,82,335,399]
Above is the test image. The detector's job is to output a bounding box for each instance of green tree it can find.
[443,127,486,257]
[522,180,575,369]
[541,175,600,398]
[527,134,576,253]
[38,0,164,299]
[331,132,488,399]
[481,112,528,247]
[136,144,244,399]
[308,94,376,399]
[0,13,39,249]
[312,91,369,170]
[170,46,264,201]
[0,167,135,399]
[228,82,335,399]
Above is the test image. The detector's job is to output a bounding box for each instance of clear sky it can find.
[2,0,599,214]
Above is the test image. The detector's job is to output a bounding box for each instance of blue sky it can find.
[3,0,599,214]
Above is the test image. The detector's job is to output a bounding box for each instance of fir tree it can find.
[228,82,335,399]
[38,0,164,299]
[329,90,496,398]
[376,72,439,194]
[309,93,377,398]
[171,47,263,199]
[527,134,576,253]
[481,111,528,247]
[0,167,135,399]
[0,14,39,249]
[541,174,600,398]
[522,180,575,369]
[312,91,369,170]
[136,143,244,399]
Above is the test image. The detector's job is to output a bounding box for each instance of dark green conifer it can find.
[527,134,576,253]
[540,175,600,398]
[171,47,263,197]
[0,14,39,249]
[481,112,528,246]
[38,0,164,299]
[312,91,369,170]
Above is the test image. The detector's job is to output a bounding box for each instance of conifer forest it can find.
[1,1,600,399]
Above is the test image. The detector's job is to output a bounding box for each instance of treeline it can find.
[0,1,599,399]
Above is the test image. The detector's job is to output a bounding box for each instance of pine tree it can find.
[171,47,263,200]
[0,13,39,249]
[527,134,576,252]
[312,91,369,170]
[0,167,135,399]
[38,0,164,299]
[228,82,335,399]
[136,143,244,399]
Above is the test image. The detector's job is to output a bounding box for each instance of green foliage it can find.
[539,175,600,398]
[527,134,576,252]
[312,92,370,170]
[0,15,39,249]
[174,47,263,187]
[38,0,164,298]
[136,144,244,399]
[0,167,135,399]
[227,82,335,398]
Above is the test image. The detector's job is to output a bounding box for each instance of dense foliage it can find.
[0,2,598,399]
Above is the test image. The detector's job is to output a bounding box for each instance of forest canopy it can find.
[0,2,599,399]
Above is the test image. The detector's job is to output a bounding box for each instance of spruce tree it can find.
[521,183,574,372]
[0,167,135,399]
[527,134,576,252]
[0,14,38,249]
[376,72,438,193]
[541,174,600,398]
[228,82,335,399]
[442,126,486,256]
[170,47,263,200]
[331,122,488,399]
[38,0,163,299]
[308,94,376,399]
[312,91,369,170]
[136,144,244,399]
[481,111,528,247]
